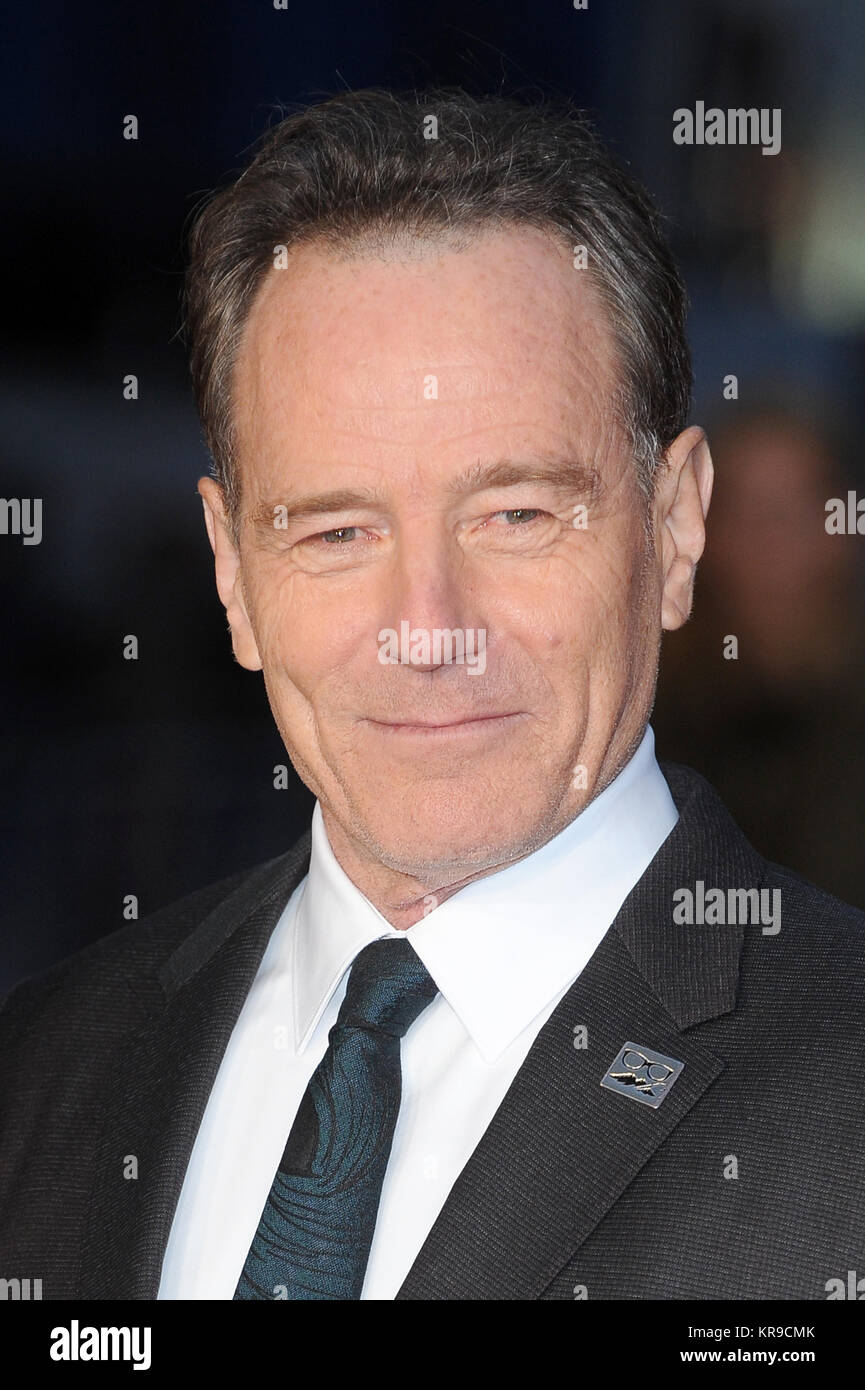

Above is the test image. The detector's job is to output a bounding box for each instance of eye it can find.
[468,505,562,554]
[311,526,360,544]
[495,508,544,525]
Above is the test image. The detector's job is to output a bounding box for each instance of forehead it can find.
[232,223,625,484]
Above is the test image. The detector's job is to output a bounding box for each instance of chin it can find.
[343,780,562,882]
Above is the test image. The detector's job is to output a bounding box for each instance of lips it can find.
[365,712,522,731]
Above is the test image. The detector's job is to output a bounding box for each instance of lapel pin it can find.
[601,1042,685,1109]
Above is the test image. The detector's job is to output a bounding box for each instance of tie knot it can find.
[337,937,438,1037]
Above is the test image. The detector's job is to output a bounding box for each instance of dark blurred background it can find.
[3,0,864,990]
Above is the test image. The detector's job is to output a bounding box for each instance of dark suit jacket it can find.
[1,762,863,1300]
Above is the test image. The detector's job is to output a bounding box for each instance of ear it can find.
[654,425,714,631]
[197,477,263,671]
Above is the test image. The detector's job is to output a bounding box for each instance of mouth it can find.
[363,712,525,736]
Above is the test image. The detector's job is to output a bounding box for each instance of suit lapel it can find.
[396,764,764,1299]
[395,929,725,1300]
[77,837,311,1298]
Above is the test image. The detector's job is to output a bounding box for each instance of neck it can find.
[318,807,548,930]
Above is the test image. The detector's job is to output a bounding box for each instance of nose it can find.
[382,525,479,673]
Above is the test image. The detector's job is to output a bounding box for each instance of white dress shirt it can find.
[158,723,678,1299]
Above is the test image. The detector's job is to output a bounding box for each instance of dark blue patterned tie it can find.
[234,936,439,1300]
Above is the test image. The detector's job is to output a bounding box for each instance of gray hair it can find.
[184,86,692,530]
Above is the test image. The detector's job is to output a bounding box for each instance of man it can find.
[0,87,862,1301]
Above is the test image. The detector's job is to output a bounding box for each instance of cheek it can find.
[516,540,643,655]
[247,569,377,701]
[243,573,315,691]
[559,546,655,695]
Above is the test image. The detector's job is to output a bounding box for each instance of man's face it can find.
[202,226,701,885]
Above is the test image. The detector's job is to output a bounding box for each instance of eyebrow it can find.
[448,455,600,499]
[250,488,380,532]
[249,455,600,531]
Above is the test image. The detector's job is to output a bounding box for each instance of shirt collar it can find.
[291,724,678,1062]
